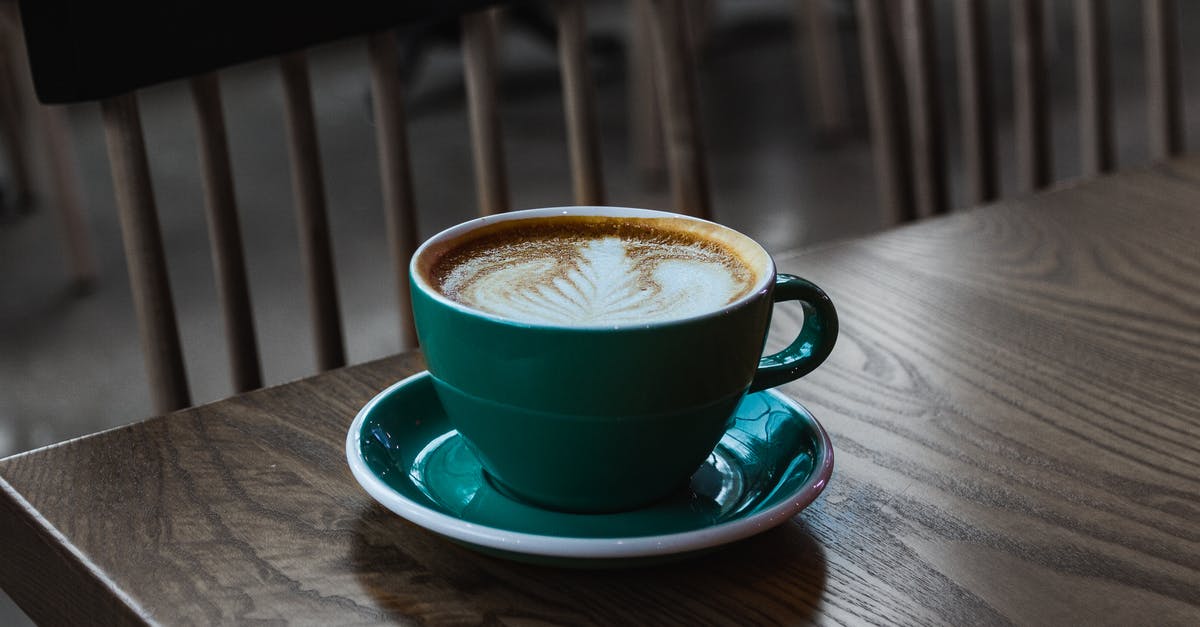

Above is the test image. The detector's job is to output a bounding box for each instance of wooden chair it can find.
[16,0,709,414]
[855,0,1186,223]
[794,0,850,140]
[630,0,851,183]
[0,3,95,287]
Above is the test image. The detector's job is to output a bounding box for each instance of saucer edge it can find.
[345,371,834,561]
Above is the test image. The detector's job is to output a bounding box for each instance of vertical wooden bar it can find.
[1075,0,1114,176]
[1,4,96,285]
[101,94,191,414]
[189,73,263,392]
[367,32,419,350]
[555,0,605,205]
[955,0,998,205]
[856,0,915,223]
[685,0,715,54]
[1012,0,1051,192]
[462,9,511,216]
[279,51,346,371]
[0,43,32,212]
[796,0,849,137]
[900,0,947,217]
[629,0,666,183]
[41,105,98,287]
[1144,0,1184,160]
[645,0,712,219]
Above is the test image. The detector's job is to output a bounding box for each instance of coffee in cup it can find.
[411,207,837,513]
[423,215,764,327]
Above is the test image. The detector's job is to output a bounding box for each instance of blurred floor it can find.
[3,0,1200,622]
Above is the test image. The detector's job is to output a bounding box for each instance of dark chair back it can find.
[855,0,1186,223]
[18,0,710,414]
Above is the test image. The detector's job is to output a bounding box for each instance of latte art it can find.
[428,218,759,326]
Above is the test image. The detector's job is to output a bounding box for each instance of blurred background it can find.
[5,0,1200,621]
[8,0,1200,453]
[8,0,1200,456]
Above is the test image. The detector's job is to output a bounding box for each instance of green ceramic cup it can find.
[410,207,837,513]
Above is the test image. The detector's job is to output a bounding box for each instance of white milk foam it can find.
[438,236,753,326]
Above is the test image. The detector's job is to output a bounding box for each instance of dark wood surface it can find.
[3,163,1200,624]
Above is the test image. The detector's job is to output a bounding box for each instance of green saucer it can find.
[346,372,833,567]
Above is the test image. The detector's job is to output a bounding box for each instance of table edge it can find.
[0,475,153,625]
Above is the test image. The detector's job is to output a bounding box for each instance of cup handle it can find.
[749,274,839,393]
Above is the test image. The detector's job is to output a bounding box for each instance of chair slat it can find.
[856,0,914,223]
[0,45,32,210]
[953,0,998,205]
[279,51,346,371]
[645,0,712,219]
[101,94,191,413]
[41,105,98,286]
[1076,0,1114,176]
[796,0,849,137]
[367,32,419,350]
[462,9,511,216]
[189,74,263,392]
[628,0,665,183]
[555,0,605,206]
[1012,0,1051,192]
[900,0,947,217]
[1144,0,1184,160]
[2,3,95,286]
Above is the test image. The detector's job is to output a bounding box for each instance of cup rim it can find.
[409,206,776,331]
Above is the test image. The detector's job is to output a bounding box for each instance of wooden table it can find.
[3,162,1199,624]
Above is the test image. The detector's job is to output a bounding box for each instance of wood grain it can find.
[3,163,1200,623]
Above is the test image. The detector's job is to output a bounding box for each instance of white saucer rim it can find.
[345,371,834,560]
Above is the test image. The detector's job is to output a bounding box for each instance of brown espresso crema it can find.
[421,215,766,326]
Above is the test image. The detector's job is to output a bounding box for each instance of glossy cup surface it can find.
[411,207,787,512]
